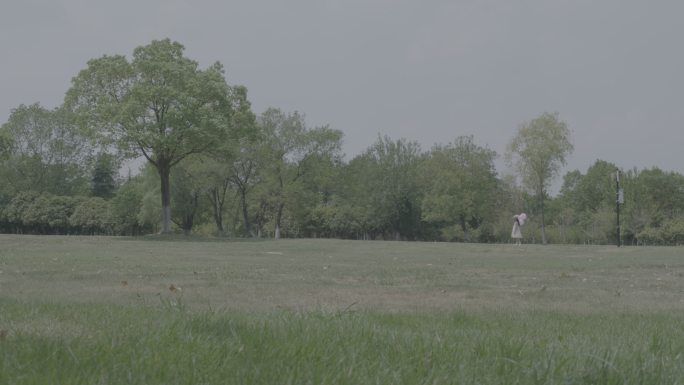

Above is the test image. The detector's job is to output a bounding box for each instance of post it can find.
[615,170,621,247]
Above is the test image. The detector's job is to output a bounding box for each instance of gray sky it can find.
[2,0,683,193]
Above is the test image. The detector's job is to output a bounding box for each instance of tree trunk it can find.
[460,216,469,241]
[210,188,224,235]
[274,203,284,239]
[540,188,547,244]
[158,162,172,234]
[240,189,252,237]
[182,201,197,236]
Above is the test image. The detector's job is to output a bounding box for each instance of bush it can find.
[109,181,150,236]
[637,227,664,246]
[660,217,684,245]
[2,191,41,233]
[7,193,82,234]
[636,217,684,246]
[69,197,113,235]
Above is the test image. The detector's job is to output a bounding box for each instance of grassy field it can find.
[2,235,684,384]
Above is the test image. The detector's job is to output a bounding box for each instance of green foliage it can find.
[420,136,499,242]
[613,167,684,245]
[0,130,11,160]
[507,112,574,192]
[332,156,382,239]
[198,85,258,236]
[256,108,343,238]
[138,191,161,233]
[134,165,163,233]
[91,153,119,198]
[65,39,237,233]
[636,226,664,246]
[660,217,684,245]
[637,217,684,246]
[4,38,684,243]
[69,197,113,235]
[354,136,423,240]
[2,191,41,233]
[227,139,262,236]
[20,194,83,234]
[633,168,684,223]
[0,103,92,196]
[171,162,207,235]
[109,178,148,235]
[507,112,573,244]
[560,160,617,214]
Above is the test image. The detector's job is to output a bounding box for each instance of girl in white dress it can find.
[511,213,527,245]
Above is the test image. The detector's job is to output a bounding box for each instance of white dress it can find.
[511,220,522,239]
[511,214,524,239]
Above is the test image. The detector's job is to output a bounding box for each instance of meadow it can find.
[2,234,684,384]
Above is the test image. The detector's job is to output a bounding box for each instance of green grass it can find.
[2,235,684,384]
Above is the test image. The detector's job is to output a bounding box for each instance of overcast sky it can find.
[2,0,683,193]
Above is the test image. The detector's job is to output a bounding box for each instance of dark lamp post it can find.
[615,170,624,247]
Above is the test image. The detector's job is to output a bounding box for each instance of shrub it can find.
[636,227,664,246]
[69,197,113,235]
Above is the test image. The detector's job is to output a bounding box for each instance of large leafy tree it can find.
[507,112,573,244]
[200,86,258,236]
[621,167,684,238]
[337,155,383,239]
[554,160,616,243]
[225,137,261,236]
[420,136,498,241]
[257,108,343,239]
[65,39,233,233]
[0,103,92,196]
[636,168,684,222]
[560,160,617,214]
[351,136,423,241]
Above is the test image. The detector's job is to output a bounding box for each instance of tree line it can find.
[2,39,683,245]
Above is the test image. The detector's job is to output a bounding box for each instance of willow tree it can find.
[66,39,233,233]
[507,112,573,244]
